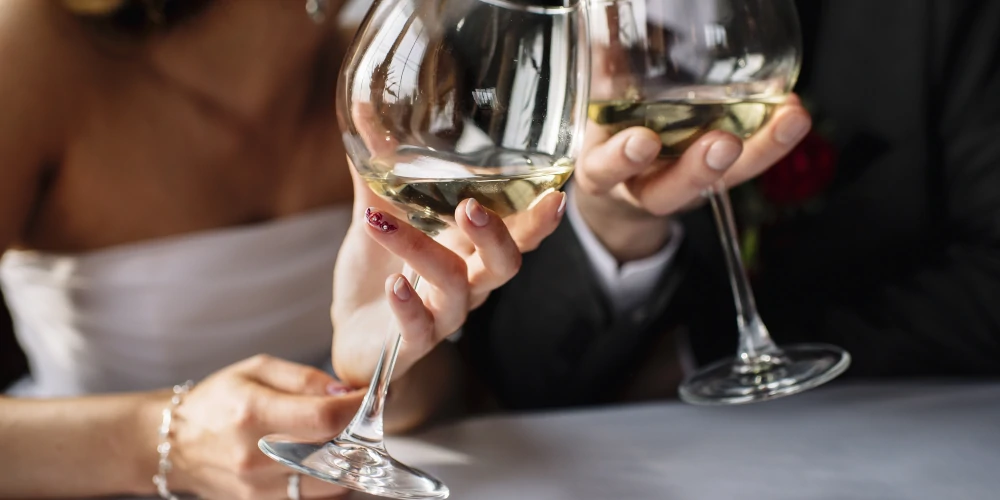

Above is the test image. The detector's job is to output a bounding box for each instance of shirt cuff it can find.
[565,185,685,315]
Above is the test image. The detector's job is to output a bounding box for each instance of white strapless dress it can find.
[1,205,353,398]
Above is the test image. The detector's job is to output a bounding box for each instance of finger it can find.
[722,94,812,186]
[576,124,664,194]
[504,190,567,252]
[240,355,346,397]
[453,199,522,295]
[254,389,365,439]
[360,207,470,312]
[385,274,441,371]
[628,131,744,215]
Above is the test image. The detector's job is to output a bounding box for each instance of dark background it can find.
[0,296,24,390]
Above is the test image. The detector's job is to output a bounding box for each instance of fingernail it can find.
[393,276,411,301]
[326,382,350,396]
[365,208,398,233]
[465,199,489,227]
[624,135,661,164]
[705,140,742,171]
[774,113,810,145]
[556,192,567,218]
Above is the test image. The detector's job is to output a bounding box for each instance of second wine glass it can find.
[588,0,850,405]
[259,0,590,498]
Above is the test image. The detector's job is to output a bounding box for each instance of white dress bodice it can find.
[1,205,353,398]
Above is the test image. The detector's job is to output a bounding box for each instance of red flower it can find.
[757,131,838,206]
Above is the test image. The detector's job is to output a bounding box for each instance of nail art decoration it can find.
[365,208,398,233]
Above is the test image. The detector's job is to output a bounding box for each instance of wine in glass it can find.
[587,0,850,405]
[259,0,590,497]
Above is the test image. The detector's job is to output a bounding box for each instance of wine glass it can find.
[587,0,850,405]
[259,0,590,497]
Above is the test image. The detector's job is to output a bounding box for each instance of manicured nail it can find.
[705,140,742,171]
[624,135,661,164]
[774,113,810,145]
[465,199,489,227]
[365,208,398,233]
[393,276,411,301]
[326,382,351,396]
[556,192,568,217]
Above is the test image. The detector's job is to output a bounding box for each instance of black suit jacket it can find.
[462,0,1000,410]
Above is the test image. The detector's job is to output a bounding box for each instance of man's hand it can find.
[573,95,812,262]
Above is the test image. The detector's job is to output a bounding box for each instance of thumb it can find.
[240,355,349,397]
[254,389,366,440]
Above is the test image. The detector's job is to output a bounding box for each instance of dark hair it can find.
[63,0,213,36]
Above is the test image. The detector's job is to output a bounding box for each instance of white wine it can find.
[361,147,574,235]
[588,98,783,157]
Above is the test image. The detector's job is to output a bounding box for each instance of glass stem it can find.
[338,265,421,449]
[706,180,781,364]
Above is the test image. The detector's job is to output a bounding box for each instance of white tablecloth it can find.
[360,382,1000,500]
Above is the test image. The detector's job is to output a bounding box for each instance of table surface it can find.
[349,382,1000,500]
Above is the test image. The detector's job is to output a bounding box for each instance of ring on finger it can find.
[287,473,301,500]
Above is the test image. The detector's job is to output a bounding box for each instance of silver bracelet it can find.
[153,381,194,500]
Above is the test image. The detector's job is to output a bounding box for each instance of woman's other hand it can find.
[168,355,363,499]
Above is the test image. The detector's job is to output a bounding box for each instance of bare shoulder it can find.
[0,0,92,245]
[0,0,93,132]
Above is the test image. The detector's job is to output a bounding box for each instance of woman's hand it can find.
[573,95,813,262]
[168,355,364,500]
[331,168,566,390]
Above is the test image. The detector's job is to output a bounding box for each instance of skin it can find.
[0,0,551,498]
[331,100,813,407]
[0,0,811,496]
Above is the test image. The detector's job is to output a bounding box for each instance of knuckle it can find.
[412,312,437,343]
[245,353,272,369]
[486,249,522,284]
[443,257,469,290]
[515,236,541,253]
[575,176,603,196]
[503,251,523,278]
[231,397,257,429]
[301,370,326,390]
[469,292,489,311]
[397,233,426,256]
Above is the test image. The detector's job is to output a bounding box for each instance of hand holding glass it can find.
[588,0,850,404]
[259,0,590,497]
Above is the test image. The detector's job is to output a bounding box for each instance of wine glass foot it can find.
[679,343,851,405]
[259,434,449,499]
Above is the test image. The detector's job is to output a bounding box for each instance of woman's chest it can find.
[24,88,354,251]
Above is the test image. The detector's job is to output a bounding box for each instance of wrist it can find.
[573,191,674,262]
[126,390,174,496]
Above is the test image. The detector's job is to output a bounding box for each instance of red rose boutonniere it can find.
[758,131,838,206]
[733,127,839,276]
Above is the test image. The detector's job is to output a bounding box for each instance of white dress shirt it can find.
[565,184,683,316]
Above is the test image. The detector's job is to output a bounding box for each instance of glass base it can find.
[259,434,450,499]
[679,343,851,405]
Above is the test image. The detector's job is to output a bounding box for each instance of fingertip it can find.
[698,131,744,172]
[556,191,568,219]
[529,189,567,222]
[773,107,812,146]
[385,274,412,302]
[460,198,490,227]
[621,127,663,165]
[363,207,400,234]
